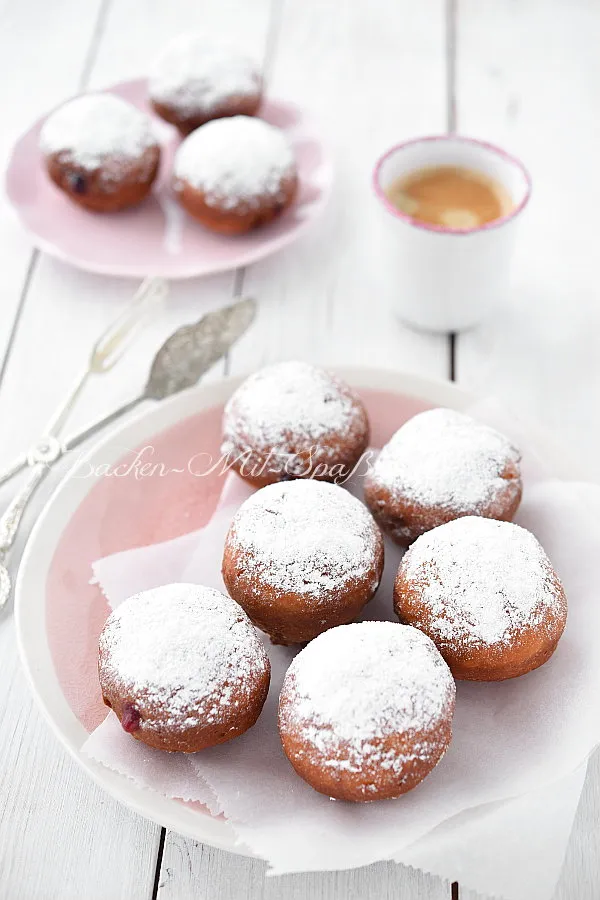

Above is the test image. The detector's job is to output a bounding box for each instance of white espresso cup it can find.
[372,135,532,332]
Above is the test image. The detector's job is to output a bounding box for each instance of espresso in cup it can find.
[373,136,531,331]
[385,165,514,229]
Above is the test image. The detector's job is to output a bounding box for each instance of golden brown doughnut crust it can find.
[45,145,160,212]
[393,517,568,681]
[394,574,565,680]
[175,170,298,235]
[151,93,262,136]
[223,540,384,645]
[226,408,369,489]
[280,712,453,802]
[221,362,370,488]
[222,480,384,645]
[100,668,270,753]
[278,622,456,801]
[98,584,271,752]
[365,458,522,546]
[364,408,523,546]
[227,409,369,489]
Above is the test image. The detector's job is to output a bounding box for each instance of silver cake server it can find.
[0,277,167,613]
[0,296,255,614]
[0,277,167,487]
[60,295,255,452]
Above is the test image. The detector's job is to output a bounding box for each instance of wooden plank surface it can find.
[0,0,106,372]
[0,667,160,900]
[455,1,600,895]
[0,0,598,897]
[0,2,166,897]
[554,749,600,900]
[157,841,450,900]
[455,0,600,480]
[232,0,449,378]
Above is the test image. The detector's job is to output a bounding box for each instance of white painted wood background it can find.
[0,0,598,897]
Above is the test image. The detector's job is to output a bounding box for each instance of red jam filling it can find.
[121,704,141,733]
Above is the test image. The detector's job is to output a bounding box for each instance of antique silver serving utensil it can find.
[0,277,167,612]
[0,295,255,613]
[0,277,167,487]
[61,294,256,449]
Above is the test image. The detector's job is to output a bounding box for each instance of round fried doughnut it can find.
[40,94,160,212]
[149,33,262,134]
[173,115,297,234]
[364,408,522,545]
[222,479,384,645]
[221,361,369,487]
[98,583,270,752]
[394,516,568,681]
[278,621,456,802]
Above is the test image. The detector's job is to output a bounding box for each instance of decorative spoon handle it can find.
[0,454,27,488]
[0,278,164,490]
[0,463,49,556]
[0,465,48,613]
[0,295,256,487]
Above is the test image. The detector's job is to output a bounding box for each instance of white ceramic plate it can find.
[16,367,545,854]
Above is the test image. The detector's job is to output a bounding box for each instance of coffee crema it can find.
[385,165,514,229]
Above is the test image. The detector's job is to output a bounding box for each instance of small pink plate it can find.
[5,79,333,279]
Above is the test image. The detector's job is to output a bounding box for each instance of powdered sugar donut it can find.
[149,33,262,134]
[222,480,384,645]
[172,116,298,234]
[278,622,456,801]
[98,583,270,752]
[221,361,369,487]
[364,408,522,545]
[40,94,160,212]
[394,517,568,681]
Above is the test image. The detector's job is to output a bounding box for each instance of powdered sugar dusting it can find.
[399,517,566,648]
[221,361,360,468]
[227,480,381,598]
[98,583,268,729]
[369,408,521,512]
[40,94,157,171]
[173,116,295,210]
[149,33,260,116]
[280,622,455,773]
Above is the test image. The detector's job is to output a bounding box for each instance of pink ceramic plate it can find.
[5,79,333,279]
[16,368,494,852]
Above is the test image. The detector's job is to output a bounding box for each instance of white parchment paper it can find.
[84,414,600,899]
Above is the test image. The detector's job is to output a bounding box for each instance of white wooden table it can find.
[0,1,598,897]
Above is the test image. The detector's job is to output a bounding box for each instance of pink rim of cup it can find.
[372,134,532,235]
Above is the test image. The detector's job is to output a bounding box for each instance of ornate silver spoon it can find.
[0,277,167,614]
[0,296,255,614]
[0,277,167,486]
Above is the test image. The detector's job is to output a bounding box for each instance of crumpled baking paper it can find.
[84,408,600,900]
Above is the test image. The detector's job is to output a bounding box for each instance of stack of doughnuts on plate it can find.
[98,361,567,803]
[39,32,298,232]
